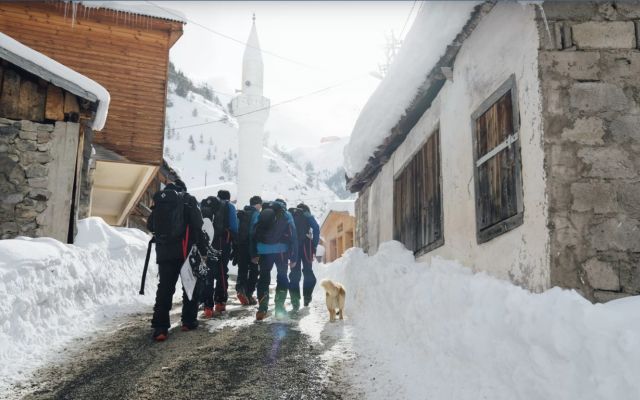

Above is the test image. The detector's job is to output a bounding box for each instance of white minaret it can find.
[231,14,270,206]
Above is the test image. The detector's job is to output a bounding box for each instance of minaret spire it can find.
[231,17,271,206]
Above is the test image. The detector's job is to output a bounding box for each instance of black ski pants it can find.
[236,243,259,298]
[288,241,316,307]
[151,259,199,329]
[203,235,231,307]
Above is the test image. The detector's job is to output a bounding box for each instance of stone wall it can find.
[0,118,79,242]
[538,2,640,302]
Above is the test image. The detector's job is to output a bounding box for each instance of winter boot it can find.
[274,305,288,320]
[181,320,199,332]
[152,328,168,342]
[255,310,268,321]
[247,296,258,305]
[214,303,226,314]
[202,307,214,319]
[237,291,250,306]
[289,289,301,311]
[304,296,312,307]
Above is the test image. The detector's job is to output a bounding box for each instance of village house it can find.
[321,200,356,263]
[0,32,108,243]
[345,1,640,302]
[0,1,184,227]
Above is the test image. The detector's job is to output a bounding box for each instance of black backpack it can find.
[255,202,288,244]
[200,196,220,220]
[149,188,186,243]
[237,207,256,245]
[213,199,230,236]
[290,207,310,242]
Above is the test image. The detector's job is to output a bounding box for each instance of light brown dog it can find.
[320,279,346,322]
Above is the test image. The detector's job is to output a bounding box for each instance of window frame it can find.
[393,127,444,256]
[470,75,524,244]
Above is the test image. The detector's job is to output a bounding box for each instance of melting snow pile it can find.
[0,218,157,393]
[317,241,640,400]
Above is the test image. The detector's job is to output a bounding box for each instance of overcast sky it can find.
[158,1,417,150]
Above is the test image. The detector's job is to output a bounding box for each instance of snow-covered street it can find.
[4,219,640,399]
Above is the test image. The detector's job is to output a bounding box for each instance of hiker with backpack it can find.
[146,179,209,341]
[288,203,320,310]
[200,190,238,317]
[234,195,262,306]
[250,199,298,320]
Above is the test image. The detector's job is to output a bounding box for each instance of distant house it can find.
[344,1,640,302]
[0,33,108,243]
[320,200,355,263]
[0,1,185,226]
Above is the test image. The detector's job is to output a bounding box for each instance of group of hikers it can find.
[146,179,320,342]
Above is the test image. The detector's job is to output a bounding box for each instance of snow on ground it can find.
[344,1,480,177]
[313,241,640,400]
[0,218,157,395]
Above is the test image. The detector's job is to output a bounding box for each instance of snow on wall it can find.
[316,241,640,400]
[343,1,480,177]
[0,218,158,394]
[361,3,549,291]
[0,32,110,131]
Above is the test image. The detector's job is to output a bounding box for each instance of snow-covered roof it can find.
[81,1,186,23]
[320,199,355,227]
[0,32,110,131]
[343,1,483,179]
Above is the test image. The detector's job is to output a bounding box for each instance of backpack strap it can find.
[182,225,190,260]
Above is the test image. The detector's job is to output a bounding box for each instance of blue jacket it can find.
[249,201,298,261]
[227,202,238,235]
[305,212,320,250]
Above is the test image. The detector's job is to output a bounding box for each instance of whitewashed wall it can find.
[364,3,550,291]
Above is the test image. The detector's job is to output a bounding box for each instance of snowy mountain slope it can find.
[164,80,335,216]
[290,136,353,199]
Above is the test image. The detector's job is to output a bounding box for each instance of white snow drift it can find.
[0,218,156,394]
[317,241,640,400]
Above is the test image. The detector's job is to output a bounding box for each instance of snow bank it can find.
[0,32,110,131]
[0,218,157,393]
[343,2,480,177]
[317,241,640,400]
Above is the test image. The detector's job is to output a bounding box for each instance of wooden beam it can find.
[0,67,20,119]
[45,84,65,120]
[116,165,158,226]
[63,91,80,114]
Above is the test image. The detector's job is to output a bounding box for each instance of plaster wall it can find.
[360,3,550,291]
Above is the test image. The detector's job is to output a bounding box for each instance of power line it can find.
[146,1,323,72]
[399,0,419,40]
[171,75,366,131]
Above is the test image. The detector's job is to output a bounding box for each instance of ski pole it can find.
[139,237,155,295]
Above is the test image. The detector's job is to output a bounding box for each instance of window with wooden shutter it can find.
[471,75,523,243]
[393,129,443,255]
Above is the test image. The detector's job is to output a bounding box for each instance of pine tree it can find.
[199,133,204,144]
[209,137,214,145]
[206,147,212,160]
[192,108,198,117]
[189,134,195,151]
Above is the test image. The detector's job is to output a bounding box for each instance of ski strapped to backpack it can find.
[139,237,155,295]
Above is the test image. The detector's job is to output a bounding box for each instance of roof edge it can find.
[346,0,496,193]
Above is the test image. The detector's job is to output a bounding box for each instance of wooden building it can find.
[320,201,355,263]
[344,1,640,302]
[0,1,184,225]
[0,32,107,242]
